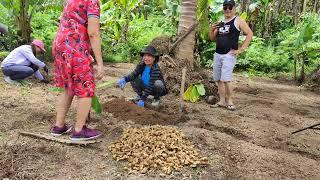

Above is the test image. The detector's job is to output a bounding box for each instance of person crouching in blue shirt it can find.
[117,45,168,108]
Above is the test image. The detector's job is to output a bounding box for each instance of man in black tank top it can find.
[209,0,253,111]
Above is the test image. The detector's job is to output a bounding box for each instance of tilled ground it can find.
[104,98,188,125]
[0,63,320,179]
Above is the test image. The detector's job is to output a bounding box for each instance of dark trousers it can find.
[130,78,167,100]
[2,64,38,80]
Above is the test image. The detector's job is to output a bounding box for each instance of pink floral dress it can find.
[52,0,100,97]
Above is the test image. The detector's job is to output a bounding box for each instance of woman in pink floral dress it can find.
[51,0,104,140]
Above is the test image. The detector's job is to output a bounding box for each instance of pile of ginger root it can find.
[109,125,208,174]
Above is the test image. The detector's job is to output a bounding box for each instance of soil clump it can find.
[104,98,188,125]
[150,36,218,101]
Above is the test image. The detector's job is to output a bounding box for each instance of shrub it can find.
[0,51,9,61]
[31,10,60,61]
[102,15,176,63]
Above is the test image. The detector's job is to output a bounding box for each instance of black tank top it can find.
[216,16,240,54]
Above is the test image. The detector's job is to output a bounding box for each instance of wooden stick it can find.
[163,54,177,67]
[179,67,187,116]
[169,22,198,54]
[291,123,320,134]
[19,131,102,145]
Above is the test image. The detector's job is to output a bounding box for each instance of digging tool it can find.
[179,67,187,117]
[291,123,320,134]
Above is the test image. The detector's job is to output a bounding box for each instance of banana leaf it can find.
[190,86,200,103]
[195,84,205,96]
[183,84,206,102]
[183,85,193,101]
[91,95,102,114]
[48,87,102,114]
[48,87,64,92]
[96,80,116,89]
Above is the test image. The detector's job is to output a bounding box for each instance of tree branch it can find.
[169,22,198,54]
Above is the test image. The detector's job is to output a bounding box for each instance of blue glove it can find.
[118,78,126,89]
[137,100,145,107]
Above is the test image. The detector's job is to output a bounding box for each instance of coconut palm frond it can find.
[197,0,209,40]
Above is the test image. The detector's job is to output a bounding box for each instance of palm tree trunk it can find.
[293,0,299,25]
[302,0,308,14]
[313,0,318,13]
[240,0,247,13]
[294,56,297,80]
[262,7,269,38]
[176,0,197,69]
[300,55,306,82]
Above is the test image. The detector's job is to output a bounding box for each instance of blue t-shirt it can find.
[141,66,151,86]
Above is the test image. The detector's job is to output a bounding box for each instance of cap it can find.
[223,0,236,6]
[31,39,46,52]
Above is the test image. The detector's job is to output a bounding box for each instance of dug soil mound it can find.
[149,35,172,55]
[150,36,218,100]
[104,98,188,125]
[306,69,320,94]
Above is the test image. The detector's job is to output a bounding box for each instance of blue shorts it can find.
[213,53,236,82]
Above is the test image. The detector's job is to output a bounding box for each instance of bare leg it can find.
[217,81,226,106]
[225,82,234,105]
[74,97,92,132]
[55,90,74,127]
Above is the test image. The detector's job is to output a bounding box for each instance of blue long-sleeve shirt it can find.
[1,45,46,80]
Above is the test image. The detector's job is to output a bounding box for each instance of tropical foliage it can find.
[183,83,206,102]
[0,0,319,81]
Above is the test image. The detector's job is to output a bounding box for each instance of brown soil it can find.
[1,63,320,179]
[149,36,172,55]
[151,35,218,97]
[305,69,320,94]
[104,98,188,125]
[159,58,218,102]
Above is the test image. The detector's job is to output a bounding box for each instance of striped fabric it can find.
[124,61,167,101]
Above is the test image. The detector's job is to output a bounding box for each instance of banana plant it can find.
[163,0,181,24]
[0,0,62,44]
[197,0,211,40]
[183,83,206,103]
[294,20,316,82]
[100,0,144,43]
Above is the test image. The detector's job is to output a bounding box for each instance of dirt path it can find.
[0,63,319,179]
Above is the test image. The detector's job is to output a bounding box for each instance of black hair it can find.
[31,43,37,57]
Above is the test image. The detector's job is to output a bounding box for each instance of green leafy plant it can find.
[103,15,176,63]
[96,80,117,89]
[163,0,181,24]
[91,96,101,114]
[48,87,64,92]
[49,87,102,114]
[275,14,319,81]
[237,37,292,74]
[31,10,60,61]
[0,52,9,61]
[183,84,206,103]
[48,80,116,115]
